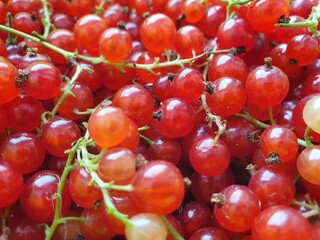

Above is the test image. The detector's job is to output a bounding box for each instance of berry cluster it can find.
[1,0,320,240]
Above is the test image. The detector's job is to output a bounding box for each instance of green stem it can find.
[200,94,226,145]
[138,125,150,131]
[225,0,253,19]
[40,0,52,39]
[161,216,185,240]
[50,63,85,118]
[304,126,314,147]
[6,13,17,44]
[44,141,80,240]
[302,209,319,218]
[268,108,276,125]
[292,199,315,210]
[89,170,133,227]
[94,0,108,15]
[140,134,154,145]
[235,112,270,129]
[0,24,75,59]
[78,143,133,227]
[57,217,85,224]
[276,1,320,35]
[235,112,310,148]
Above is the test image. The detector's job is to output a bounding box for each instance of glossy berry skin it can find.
[176,201,213,238]
[182,124,215,155]
[301,72,320,97]
[20,170,71,223]
[140,13,176,53]
[0,133,45,174]
[0,56,19,104]
[286,34,320,66]
[259,125,298,162]
[0,161,23,207]
[114,118,140,152]
[74,14,107,54]
[297,145,320,185]
[207,53,248,84]
[173,25,205,58]
[131,160,185,215]
[3,94,44,132]
[99,27,133,63]
[18,52,51,69]
[69,166,103,208]
[268,43,302,78]
[112,84,155,127]
[136,51,168,84]
[183,0,205,23]
[125,213,168,240]
[97,62,135,90]
[54,81,94,120]
[216,17,255,53]
[171,67,204,102]
[88,106,129,148]
[80,207,114,240]
[292,94,320,143]
[12,12,41,37]
[191,169,235,203]
[195,5,226,38]
[156,98,196,139]
[268,15,308,44]
[97,147,136,184]
[248,165,295,209]
[245,60,289,107]
[189,227,230,240]
[214,185,261,232]
[290,0,319,19]
[189,137,230,177]
[24,62,62,100]
[149,136,182,165]
[41,116,81,157]
[206,77,247,117]
[252,205,312,240]
[46,29,76,64]
[247,0,290,33]
[221,117,258,158]
[153,74,173,102]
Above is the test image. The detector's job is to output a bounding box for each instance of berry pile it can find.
[1,0,320,239]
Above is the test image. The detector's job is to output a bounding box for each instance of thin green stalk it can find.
[0,24,75,59]
[201,94,226,143]
[44,141,80,240]
[140,134,154,145]
[50,63,85,118]
[6,13,17,44]
[235,112,310,148]
[89,170,133,227]
[40,0,52,39]
[58,217,85,224]
[138,125,150,131]
[292,199,315,210]
[276,1,320,35]
[235,112,270,129]
[302,209,319,218]
[161,216,185,240]
[268,108,276,125]
[225,0,253,19]
[304,126,314,147]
